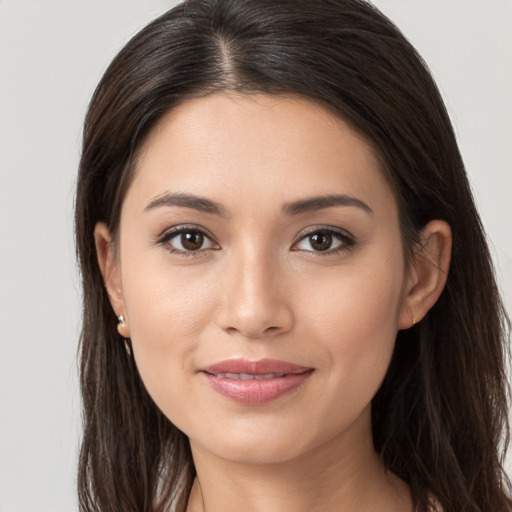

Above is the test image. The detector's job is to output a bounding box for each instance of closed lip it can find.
[201,358,313,376]
[200,358,315,404]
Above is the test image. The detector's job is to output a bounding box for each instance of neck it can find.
[186,409,412,512]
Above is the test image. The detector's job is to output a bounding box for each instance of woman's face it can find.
[110,93,411,464]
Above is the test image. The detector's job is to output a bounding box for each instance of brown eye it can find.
[160,227,217,254]
[181,231,204,251]
[309,232,333,251]
[293,228,354,254]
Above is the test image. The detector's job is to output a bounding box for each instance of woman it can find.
[74,1,511,511]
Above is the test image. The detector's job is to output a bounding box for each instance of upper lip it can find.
[202,358,313,376]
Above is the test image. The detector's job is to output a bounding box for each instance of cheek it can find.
[121,255,217,408]
[302,259,404,404]
[127,270,210,346]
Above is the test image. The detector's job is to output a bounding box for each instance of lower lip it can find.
[203,371,314,404]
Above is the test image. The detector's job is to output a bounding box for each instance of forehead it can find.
[126,93,396,218]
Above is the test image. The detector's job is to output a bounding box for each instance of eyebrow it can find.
[144,192,372,217]
[282,194,373,216]
[145,192,230,217]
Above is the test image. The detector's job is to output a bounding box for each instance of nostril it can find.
[216,288,295,338]
[223,324,284,339]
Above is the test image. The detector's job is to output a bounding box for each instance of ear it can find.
[398,220,452,329]
[94,222,130,337]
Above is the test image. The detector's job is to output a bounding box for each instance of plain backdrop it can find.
[0,1,511,511]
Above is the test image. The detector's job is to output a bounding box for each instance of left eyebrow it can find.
[144,192,230,217]
[282,194,373,216]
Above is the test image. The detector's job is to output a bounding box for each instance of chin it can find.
[196,433,311,465]
[187,412,349,467]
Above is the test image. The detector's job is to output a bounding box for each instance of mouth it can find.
[200,358,314,404]
[209,372,290,380]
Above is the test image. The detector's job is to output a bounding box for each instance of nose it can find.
[215,248,294,339]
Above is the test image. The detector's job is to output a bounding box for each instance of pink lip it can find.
[201,358,314,405]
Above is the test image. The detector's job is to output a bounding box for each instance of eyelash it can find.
[154,225,356,258]
[293,226,356,257]
[154,225,219,259]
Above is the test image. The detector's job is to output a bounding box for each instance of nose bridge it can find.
[216,241,293,338]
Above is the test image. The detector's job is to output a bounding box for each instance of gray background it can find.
[0,1,510,511]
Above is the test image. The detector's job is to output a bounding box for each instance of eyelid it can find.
[155,223,216,240]
[154,224,220,255]
[292,225,356,253]
[295,224,355,239]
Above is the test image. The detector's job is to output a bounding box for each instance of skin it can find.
[95,93,451,512]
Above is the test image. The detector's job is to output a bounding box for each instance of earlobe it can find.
[94,222,128,326]
[398,220,452,329]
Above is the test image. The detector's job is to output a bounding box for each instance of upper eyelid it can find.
[294,225,354,242]
[156,224,354,243]
[156,224,217,243]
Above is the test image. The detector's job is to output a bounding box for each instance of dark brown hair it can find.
[75,1,511,510]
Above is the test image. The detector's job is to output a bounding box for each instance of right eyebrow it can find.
[282,194,373,216]
[144,192,230,218]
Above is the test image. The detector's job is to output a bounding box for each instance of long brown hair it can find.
[75,1,511,510]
